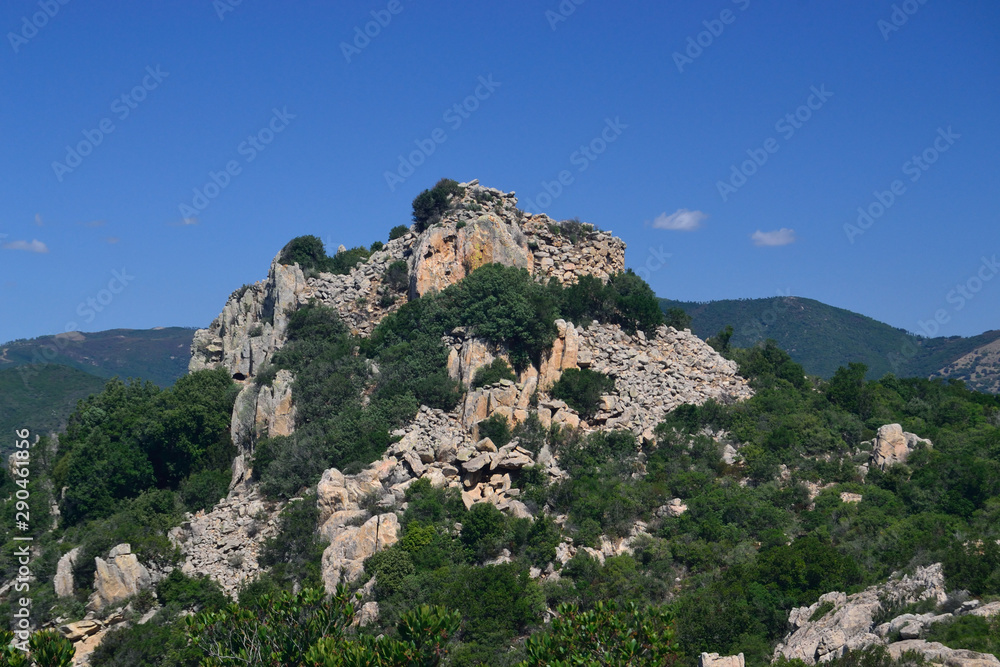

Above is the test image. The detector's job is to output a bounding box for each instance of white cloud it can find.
[651,208,707,232]
[751,228,796,247]
[34,213,44,226]
[105,236,120,244]
[2,239,49,253]
[170,216,199,226]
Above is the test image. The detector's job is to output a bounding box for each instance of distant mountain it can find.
[0,327,195,388]
[660,296,1000,392]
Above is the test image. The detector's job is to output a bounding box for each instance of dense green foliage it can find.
[520,601,678,666]
[661,296,1000,389]
[360,479,553,664]
[278,235,373,276]
[561,272,664,335]
[185,585,461,667]
[54,369,238,524]
[472,357,517,388]
[0,629,74,667]
[388,224,410,240]
[550,368,616,417]
[412,178,464,232]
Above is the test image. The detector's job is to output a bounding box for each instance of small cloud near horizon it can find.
[170,217,199,226]
[2,239,49,253]
[105,236,120,244]
[83,219,107,228]
[651,208,707,231]
[751,228,796,247]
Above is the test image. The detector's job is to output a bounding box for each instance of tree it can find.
[520,601,678,667]
[412,179,463,232]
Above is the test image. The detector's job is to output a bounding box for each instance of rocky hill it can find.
[179,180,750,599]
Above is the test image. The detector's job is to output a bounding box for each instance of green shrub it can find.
[664,306,692,330]
[259,499,327,589]
[370,240,384,252]
[365,547,416,597]
[278,235,327,271]
[155,570,227,613]
[384,260,409,292]
[472,358,517,388]
[389,224,410,240]
[520,601,678,667]
[478,413,512,448]
[461,502,508,562]
[178,468,230,513]
[328,246,370,275]
[551,368,616,417]
[411,178,464,232]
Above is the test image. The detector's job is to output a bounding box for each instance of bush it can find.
[478,414,512,448]
[472,358,517,388]
[411,178,463,232]
[664,307,692,331]
[384,260,409,293]
[259,499,327,589]
[461,502,508,562]
[155,570,227,613]
[278,235,327,272]
[551,368,616,417]
[328,246,370,275]
[520,601,678,667]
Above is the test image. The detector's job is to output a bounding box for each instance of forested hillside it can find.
[662,296,1000,391]
[0,327,195,388]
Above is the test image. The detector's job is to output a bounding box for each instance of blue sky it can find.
[1,0,998,344]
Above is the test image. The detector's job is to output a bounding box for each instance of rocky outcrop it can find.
[170,487,281,597]
[189,257,309,379]
[411,213,532,298]
[54,546,81,598]
[774,563,947,664]
[321,513,399,593]
[87,544,153,612]
[701,653,745,667]
[887,640,1000,667]
[870,424,932,471]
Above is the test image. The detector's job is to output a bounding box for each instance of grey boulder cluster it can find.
[774,563,1000,666]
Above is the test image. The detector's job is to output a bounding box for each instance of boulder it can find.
[410,215,532,299]
[321,513,399,593]
[887,640,1000,667]
[700,653,745,667]
[871,424,932,470]
[54,546,81,598]
[774,564,947,664]
[87,544,153,612]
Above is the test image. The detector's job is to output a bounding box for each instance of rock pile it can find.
[579,323,752,440]
[168,487,281,597]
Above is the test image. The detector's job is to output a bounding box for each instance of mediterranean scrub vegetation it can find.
[6,234,1000,665]
[253,262,665,498]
